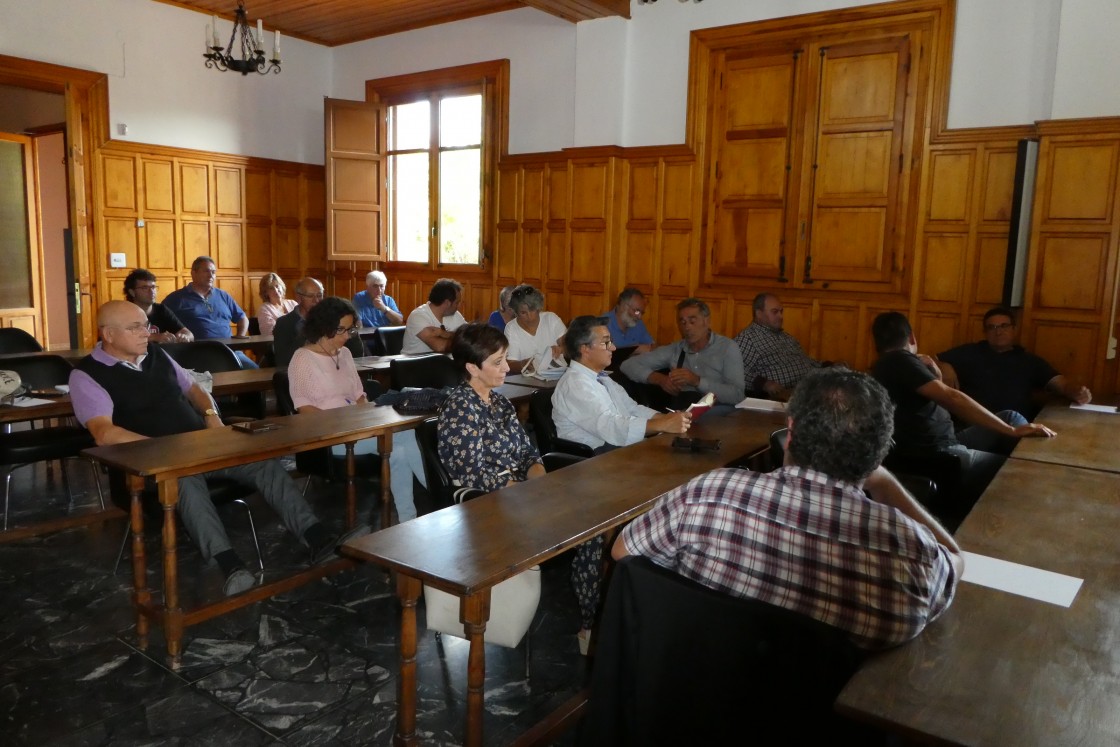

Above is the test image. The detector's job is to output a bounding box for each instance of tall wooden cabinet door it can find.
[325,97,386,262]
[802,36,911,290]
[706,49,801,283]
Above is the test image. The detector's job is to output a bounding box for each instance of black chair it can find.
[414,417,483,511]
[527,388,594,458]
[271,371,381,491]
[1,355,105,530]
[883,449,961,529]
[377,326,406,356]
[389,353,458,391]
[163,341,266,420]
[248,317,261,336]
[578,556,869,746]
[0,328,43,354]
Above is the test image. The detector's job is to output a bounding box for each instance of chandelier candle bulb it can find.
[273,30,280,59]
[212,15,220,47]
[256,19,263,51]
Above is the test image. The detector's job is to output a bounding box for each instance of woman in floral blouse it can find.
[438,323,545,491]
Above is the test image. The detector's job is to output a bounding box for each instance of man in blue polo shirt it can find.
[352,270,403,329]
[164,256,257,369]
[601,288,654,352]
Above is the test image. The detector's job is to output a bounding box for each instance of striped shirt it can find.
[621,466,958,649]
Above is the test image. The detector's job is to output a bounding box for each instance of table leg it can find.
[159,478,184,669]
[128,475,150,650]
[344,441,356,529]
[462,590,493,747]
[394,573,422,747]
[379,431,394,530]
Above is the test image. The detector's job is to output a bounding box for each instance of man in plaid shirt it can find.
[612,367,962,650]
[733,293,820,400]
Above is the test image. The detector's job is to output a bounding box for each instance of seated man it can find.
[352,270,403,328]
[871,311,1054,526]
[552,316,691,453]
[938,306,1091,419]
[402,278,467,355]
[274,277,364,367]
[123,268,193,343]
[733,293,819,400]
[70,301,365,597]
[163,255,258,369]
[487,285,515,332]
[600,287,654,353]
[614,367,963,650]
[620,298,744,409]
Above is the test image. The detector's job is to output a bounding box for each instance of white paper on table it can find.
[11,396,55,407]
[735,397,786,412]
[961,551,1083,607]
[1070,403,1117,414]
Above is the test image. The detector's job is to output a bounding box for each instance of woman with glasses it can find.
[287,296,427,523]
[256,273,298,335]
[504,285,568,374]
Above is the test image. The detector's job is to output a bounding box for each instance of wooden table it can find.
[342,408,784,747]
[83,403,425,668]
[835,457,1120,745]
[503,373,559,389]
[1011,403,1120,473]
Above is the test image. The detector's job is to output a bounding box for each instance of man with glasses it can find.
[553,316,691,454]
[352,270,403,328]
[123,268,193,343]
[273,277,365,367]
[69,301,364,597]
[601,288,655,353]
[163,256,257,369]
[937,306,1091,419]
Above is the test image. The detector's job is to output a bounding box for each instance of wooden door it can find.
[706,48,802,284]
[801,36,911,290]
[325,97,386,262]
[0,132,44,337]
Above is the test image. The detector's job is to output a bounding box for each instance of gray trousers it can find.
[177,459,319,563]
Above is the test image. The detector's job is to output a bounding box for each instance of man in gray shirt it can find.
[621,298,745,408]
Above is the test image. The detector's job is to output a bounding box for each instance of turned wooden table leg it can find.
[462,589,493,747]
[379,431,394,530]
[159,478,184,669]
[344,441,356,529]
[394,573,422,747]
[128,474,150,649]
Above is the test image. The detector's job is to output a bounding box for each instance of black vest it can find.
[76,344,205,438]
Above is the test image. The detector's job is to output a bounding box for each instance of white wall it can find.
[0,0,330,163]
[2,0,1116,164]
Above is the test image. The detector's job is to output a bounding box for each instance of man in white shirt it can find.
[553,316,691,453]
[402,278,467,355]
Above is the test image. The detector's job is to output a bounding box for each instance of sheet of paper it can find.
[735,397,786,412]
[11,396,55,407]
[1070,403,1117,414]
[961,551,1083,607]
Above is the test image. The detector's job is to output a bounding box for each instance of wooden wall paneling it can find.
[567,159,612,313]
[245,169,272,222]
[913,311,958,362]
[1030,320,1099,392]
[213,166,242,219]
[1033,234,1109,311]
[303,174,327,277]
[103,218,139,270]
[1040,142,1118,223]
[814,302,861,368]
[521,165,546,284]
[143,219,176,271]
[495,165,521,282]
[140,158,175,214]
[978,147,1017,223]
[780,302,813,354]
[546,165,569,288]
[214,222,244,272]
[179,161,211,216]
[920,234,967,303]
[273,172,301,272]
[246,223,272,272]
[100,153,137,212]
[925,150,973,224]
[974,235,1010,305]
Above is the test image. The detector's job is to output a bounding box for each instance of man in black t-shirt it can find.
[124,268,193,343]
[871,312,1055,528]
[938,306,1091,419]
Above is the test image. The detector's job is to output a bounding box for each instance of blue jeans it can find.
[331,429,426,522]
[234,350,259,369]
[956,409,1028,456]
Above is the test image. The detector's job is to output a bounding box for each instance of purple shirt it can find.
[69,344,195,427]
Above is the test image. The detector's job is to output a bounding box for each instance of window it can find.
[367,60,508,268]
[387,89,482,264]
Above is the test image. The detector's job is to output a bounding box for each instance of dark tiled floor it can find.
[1,455,588,745]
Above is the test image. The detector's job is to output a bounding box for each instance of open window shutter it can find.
[325,97,386,261]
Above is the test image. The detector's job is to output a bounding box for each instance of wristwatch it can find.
[203,408,220,418]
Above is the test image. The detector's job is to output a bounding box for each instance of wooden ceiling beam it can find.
[517,0,630,23]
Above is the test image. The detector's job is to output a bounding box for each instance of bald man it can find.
[69,301,365,597]
[273,277,365,367]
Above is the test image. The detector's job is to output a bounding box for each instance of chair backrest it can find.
[0,328,43,354]
[415,417,456,509]
[579,555,864,746]
[248,316,261,336]
[377,326,406,356]
[389,353,458,391]
[272,370,296,416]
[768,427,788,471]
[162,340,243,372]
[528,389,558,453]
[3,354,74,388]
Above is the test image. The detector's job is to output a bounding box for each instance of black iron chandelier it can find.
[204,1,281,76]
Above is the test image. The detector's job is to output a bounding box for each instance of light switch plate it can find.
[110,253,126,268]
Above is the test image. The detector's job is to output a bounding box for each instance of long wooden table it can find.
[835,457,1120,744]
[1011,403,1120,473]
[341,408,784,747]
[83,404,425,668]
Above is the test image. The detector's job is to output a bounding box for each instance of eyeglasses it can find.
[118,322,150,334]
[134,284,157,292]
[985,322,1014,332]
[590,337,615,349]
[297,291,325,300]
[335,325,359,336]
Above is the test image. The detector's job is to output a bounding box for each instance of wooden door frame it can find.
[0,54,109,348]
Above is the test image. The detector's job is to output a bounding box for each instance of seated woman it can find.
[504,285,568,374]
[287,296,426,523]
[257,273,299,335]
[439,323,603,654]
